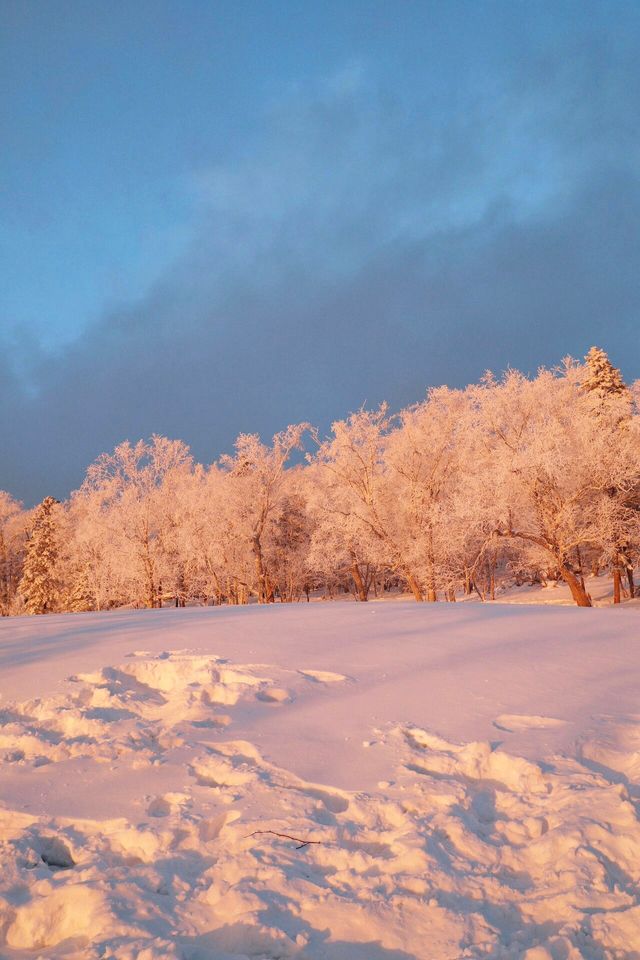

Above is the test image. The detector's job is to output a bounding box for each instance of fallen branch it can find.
[245,829,323,850]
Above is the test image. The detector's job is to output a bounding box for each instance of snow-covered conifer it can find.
[18,496,61,614]
[582,347,627,397]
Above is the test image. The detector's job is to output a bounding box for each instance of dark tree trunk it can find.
[350,560,368,602]
[253,535,269,603]
[406,572,424,602]
[560,564,592,607]
[575,546,586,592]
[613,566,621,605]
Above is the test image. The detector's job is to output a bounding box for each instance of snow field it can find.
[0,605,639,957]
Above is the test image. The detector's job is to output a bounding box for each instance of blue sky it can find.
[2,0,639,503]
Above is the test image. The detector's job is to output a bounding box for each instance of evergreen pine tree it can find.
[582,346,627,397]
[18,496,61,614]
[62,568,93,613]
[582,347,633,603]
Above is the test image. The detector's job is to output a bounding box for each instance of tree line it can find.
[2,347,639,615]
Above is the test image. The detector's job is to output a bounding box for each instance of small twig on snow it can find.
[245,829,323,850]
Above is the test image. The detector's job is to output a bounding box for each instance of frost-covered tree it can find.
[78,436,194,608]
[269,482,314,601]
[306,458,379,601]
[582,346,627,399]
[468,367,592,604]
[0,492,27,615]
[220,425,309,603]
[197,465,255,605]
[469,362,640,606]
[581,347,637,601]
[314,406,425,600]
[18,496,61,614]
[385,387,467,601]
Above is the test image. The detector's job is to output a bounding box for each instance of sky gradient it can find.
[2,0,640,504]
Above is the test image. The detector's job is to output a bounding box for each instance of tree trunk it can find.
[265,574,275,603]
[575,546,586,592]
[252,535,268,603]
[489,550,498,600]
[405,572,424,602]
[143,559,155,608]
[560,564,592,607]
[350,559,368,602]
[613,566,621,605]
[426,531,436,601]
[627,567,635,599]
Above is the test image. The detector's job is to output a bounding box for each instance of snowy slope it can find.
[0,602,639,958]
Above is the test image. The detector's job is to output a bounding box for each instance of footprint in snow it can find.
[256,687,291,704]
[494,714,568,733]
[298,669,349,684]
[147,796,172,817]
[34,836,75,869]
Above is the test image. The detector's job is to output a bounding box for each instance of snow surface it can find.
[0,601,639,958]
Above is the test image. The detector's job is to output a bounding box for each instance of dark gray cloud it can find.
[2,34,640,505]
